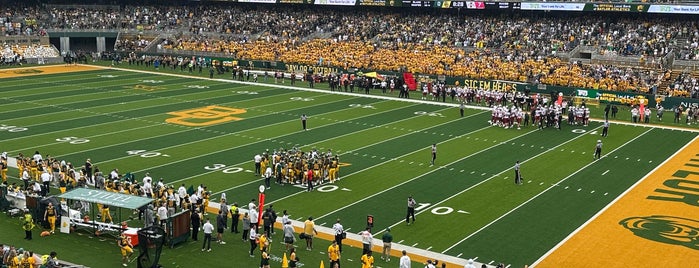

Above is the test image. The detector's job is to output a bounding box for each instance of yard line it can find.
[2,82,266,137]
[377,125,604,238]
[70,97,388,171]
[261,115,493,208]
[442,128,652,253]
[0,75,200,113]
[530,133,699,267]
[312,124,528,222]
[0,69,142,90]
[121,99,409,185]
[3,85,295,144]
[91,64,699,134]
[212,105,462,195]
[0,71,155,97]
[2,80,265,120]
[97,64,496,113]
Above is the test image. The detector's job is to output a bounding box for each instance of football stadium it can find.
[0,1,698,268]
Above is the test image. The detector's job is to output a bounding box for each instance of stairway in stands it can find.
[657,69,683,95]
[403,72,417,90]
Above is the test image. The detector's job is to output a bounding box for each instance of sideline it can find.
[4,64,695,268]
[87,64,699,134]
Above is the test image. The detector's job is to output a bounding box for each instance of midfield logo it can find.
[166,105,247,127]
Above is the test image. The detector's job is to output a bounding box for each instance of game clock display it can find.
[443,1,521,9]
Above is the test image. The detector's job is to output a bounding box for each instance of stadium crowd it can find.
[0,244,60,268]
[669,72,699,98]
[0,4,698,95]
[2,146,348,267]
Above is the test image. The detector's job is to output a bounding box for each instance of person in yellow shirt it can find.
[7,249,18,268]
[29,159,39,181]
[361,251,374,268]
[328,240,341,268]
[102,204,112,223]
[0,156,7,183]
[326,156,337,183]
[303,216,318,250]
[20,251,35,268]
[260,157,268,177]
[44,202,57,234]
[202,191,210,212]
[258,233,270,252]
[288,248,299,268]
[118,233,134,267]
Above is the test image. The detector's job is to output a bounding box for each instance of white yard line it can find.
[3,85,296,146]
[1,83,270,142]
[529,133,699,267]
[377,125,604,237]
[313,125,530,221]
[441,127,653,254]
[214,106,468,195]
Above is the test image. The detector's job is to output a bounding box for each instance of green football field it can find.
[1,65,697,268]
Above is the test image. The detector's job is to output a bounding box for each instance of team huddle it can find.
[489,96,591,130]
[253,147,341,191]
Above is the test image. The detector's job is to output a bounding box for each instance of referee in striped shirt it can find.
[406,196,416,225]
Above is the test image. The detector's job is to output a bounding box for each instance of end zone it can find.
[533,135,699,267]
[0,65,101,78]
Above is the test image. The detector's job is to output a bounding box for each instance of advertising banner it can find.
[440,1,520,9]
[314,0,357,5]
[358,0,388,6]
[648,4,699,14]
[520,2,584,11]
[584,3,648,12]
[238,0,277,3]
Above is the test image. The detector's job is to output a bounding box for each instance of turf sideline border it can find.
[7,64,695,267]
[85,64,699,134]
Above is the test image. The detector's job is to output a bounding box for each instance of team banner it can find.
[460,78,522,91]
